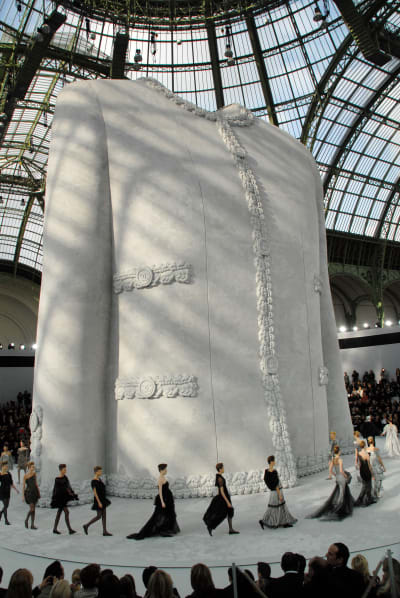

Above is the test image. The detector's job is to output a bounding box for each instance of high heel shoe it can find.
[259,520,265,530]
[207,526,212,537]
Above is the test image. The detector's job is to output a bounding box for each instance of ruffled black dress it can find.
[51,476,78,508]
[355,456,376,507]
[0,472,13,500]
[91,478,111,510]
[126,481,180,540]
[203,474,234,531]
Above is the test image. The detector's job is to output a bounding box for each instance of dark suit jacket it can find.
[330,566,365,598]
[268,572,304,598]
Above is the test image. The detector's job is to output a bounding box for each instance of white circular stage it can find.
[1,440,399,594]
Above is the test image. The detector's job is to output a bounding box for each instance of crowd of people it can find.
[346,368,400,433]
[0,391,32,470]
[1,541,399,598]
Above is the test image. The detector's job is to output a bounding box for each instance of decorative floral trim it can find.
[319,366,329,386]
[113,262,191,294]
[142,78,255,127]
[29,405,43,484]
[313,274,322,294]
[115,375,198,400]
[142,77,297,487]
[215,117,298,488]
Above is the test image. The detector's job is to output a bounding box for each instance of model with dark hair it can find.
[83,466,112,536]
[51,464,78,534]
[203,463,239,536]
[22,461,40,529]
[17,440,29,484]
[354,441,376,507]
[259,456,297,529]
[0,461,19,524]
[308,446,354,520]
[127,464,180,540]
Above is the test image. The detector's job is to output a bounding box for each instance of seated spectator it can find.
[71,569,81,593]
[377,557,400,597]
[0,566,6,598]
[302,557,334,598]
[325,543,365,598]
[120,574,141,598]
[295,554,306,581]
[50,580,72,598]
[185,563,222,597]
[7,568,33,598]
[222,567,266,597]
[256,562,271,595]
[36,561,65,598]
[147,570,174,598]
[351,554,378,597]
[98,574,121,598]
[143,567,157,595]
[75,564,100,598]
[269,552,303,597]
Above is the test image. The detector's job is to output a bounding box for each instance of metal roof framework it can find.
[0,0,399,275]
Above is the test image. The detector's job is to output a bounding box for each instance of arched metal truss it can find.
[0,0,399,276]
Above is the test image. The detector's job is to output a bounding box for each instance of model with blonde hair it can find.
[22,461,40,529]
[327,431,338,480]
[147,570,174,598]
[308,445,354,520]
[367,437,386,498]
[49,579,72,598]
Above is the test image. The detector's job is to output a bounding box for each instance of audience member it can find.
[377,557,400,597]
[7,568,33,598]
[120,574,141,598]
[75,564,100,598]
[0,566,6,598]
[326,542,365,598]
[185,563,222,598]
[256,562,271,595]
[268,551,303,597]
[49,580,72,598]
[147,570,174,598]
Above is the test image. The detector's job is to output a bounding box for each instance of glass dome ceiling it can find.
[0,0,399,275]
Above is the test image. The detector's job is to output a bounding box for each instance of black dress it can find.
[24,475,40,505]
[203,474,234,531]
[355,456,376,507]
[126,481,180,540]
[0,473,13,500]
[91,478,111,510]
[51,476,78,508]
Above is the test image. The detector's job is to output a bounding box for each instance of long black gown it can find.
[203,474,234,531]
[126,481,180,540]
[354,456,376,507]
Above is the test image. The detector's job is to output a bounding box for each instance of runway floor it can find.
[0,437,399,595]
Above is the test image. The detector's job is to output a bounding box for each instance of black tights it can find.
[25,503,36,528]
[53,506,73,532]
[0,498,10,523]
[85,508,108,533]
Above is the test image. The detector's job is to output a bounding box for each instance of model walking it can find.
[51,464,78,534]
[83,466,112,536]
[127,464,180,540]
[1,444,14,471]
[203,463,239,536]
[259,455,297,529]
[327,431,338,479]
[0,461,19,524]
[17,440,29,483]
[354,441,376,507]
[22,461,40,529]
[308,446,353,520]
[367,437,385,498]
[381,417,400,457]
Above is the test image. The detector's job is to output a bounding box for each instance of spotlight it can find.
[176,39,182,45]
[352,326,358,331]
[32,343,37,350]
[39,23,51,35]
[224,43,233,59]
[339,326,347,332]
[363,323,369,328]
[134,49,142,63]
[313,6,323,22]
[0,343,3,350]
[8,342,15,350]
[385,320,392,327]
[19,344,25,350]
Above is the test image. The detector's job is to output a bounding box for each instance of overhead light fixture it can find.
[133,48,143,70]
[352,326,358,331]
[0,343,2,350]
[19,344,25,350]
[313,6,323,21]
[339,326,347,332]
[385,320,393,326]
[176,38,182,45]
[32,343,37,350]
[8,342,15,350]
[363,322,369,328]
